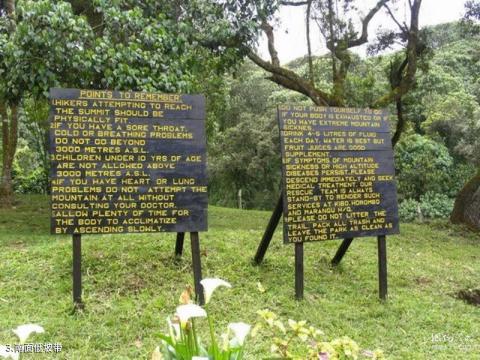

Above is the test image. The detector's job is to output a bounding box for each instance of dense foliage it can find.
[1,1,479,223]
[0,0,245,205]
[208,21,479,215]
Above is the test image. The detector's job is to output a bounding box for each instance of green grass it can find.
[0,195,479,359]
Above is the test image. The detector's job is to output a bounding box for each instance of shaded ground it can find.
[457,289,480,307]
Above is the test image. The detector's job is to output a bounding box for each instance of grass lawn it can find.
[0,195,479,359]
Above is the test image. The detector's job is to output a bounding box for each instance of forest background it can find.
[0,0,479,229]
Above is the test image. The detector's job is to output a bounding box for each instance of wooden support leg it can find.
[331,238,354,266]
[72,234,84,310]
[254,196,283,264]
[377,235,388,300]
[175,232,185,258]
[295,243,304,300]
[190,232,205,305]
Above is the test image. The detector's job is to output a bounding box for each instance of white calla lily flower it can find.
[12,324,44,344]
[0,346,8,357]
[175,304,207,326]
[0,345,19,360]
[200,278,231,304]
[228,322,251,346]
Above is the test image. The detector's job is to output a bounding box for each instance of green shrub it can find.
[446,162,477,197]
[398,198,420,222]
[399,192,454,222]
[394,134,454,200]
[418,192,454,219]
[12,141,48,194]
[13,167,48,194]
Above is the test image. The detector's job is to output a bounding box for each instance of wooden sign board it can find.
[49,88,207,235]
[278,105,399,244]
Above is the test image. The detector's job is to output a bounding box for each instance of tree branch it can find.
[306,0,314,84]
[373,0,422,107]
[247,51,332,106]
[260,21,280,66]
[383,3,408,33]
[391,99,405,147]
[346,0,391,48]
[280,1,308,6]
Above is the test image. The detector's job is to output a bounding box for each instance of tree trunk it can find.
[0,0,17,207]
[391,99,405,147]
[0,163,13,207]
[0,103,18,208]
[451,169,480,231]
[5,0,15,15]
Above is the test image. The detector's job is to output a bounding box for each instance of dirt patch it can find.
[120,274,147,295]
[414,276,432,286]
[456,288,480,306]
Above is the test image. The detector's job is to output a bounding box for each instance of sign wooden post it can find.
[175,232,185,258]
[253,196,357,299]
[378,235,388,300]
[49,88,208,308]
[253,196,283,264]
[255,105,399,300]
[190,232,205,304]
[174,231,205,304]
[72,234,83,309]
[331,238,354,266]
[294,242,304,299]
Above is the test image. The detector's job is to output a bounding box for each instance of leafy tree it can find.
[81,2,197,92]
[450,1,480,230]
[205,0,426,147]
[207,62,278,207]
[423,90,480,161]
[19,97,50,191]
[209,113,281,209]
[394,134,454,200]
[0,0,91,206]
[0,0,245,206]
[194,0,427,211]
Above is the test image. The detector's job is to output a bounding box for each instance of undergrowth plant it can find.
[152,278,250,360]
[0,324,45,360]
[253,309,385,360]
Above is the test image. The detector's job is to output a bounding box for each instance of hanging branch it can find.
[239,0,422,112]
[260,21,280,66]
[247,17,332,105]
[383,3,408,33]
[391,99,405,146]
[373,0,422,107]
[247,51,331,106]
[339,0,390,49]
